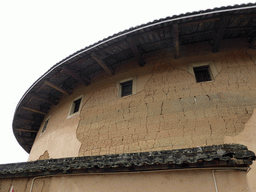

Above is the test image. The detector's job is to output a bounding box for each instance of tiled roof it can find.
[13,3,256,153]
[0,144,255,178]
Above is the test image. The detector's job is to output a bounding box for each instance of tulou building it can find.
[1,3,256,192]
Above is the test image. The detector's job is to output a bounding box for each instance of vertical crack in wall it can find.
[75,51,256,157]
[23,178,30,192]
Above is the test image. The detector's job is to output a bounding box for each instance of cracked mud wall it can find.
[77,48,256,156]
[225,108,256,191]
[28,42,256,166]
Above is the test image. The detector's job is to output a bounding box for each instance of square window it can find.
[117,77,136,98]
[70,98,82,115]
[121,80,133,97]
[193,65,212,83]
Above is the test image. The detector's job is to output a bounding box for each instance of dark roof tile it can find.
[0,144,254,178]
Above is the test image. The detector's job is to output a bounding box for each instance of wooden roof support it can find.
[16,116,37,124]
[16,128,38,133]
[62,66,91,85]
[22,107,47,116]
[91,52,114,75]
[212,15,229,53]
[173,24,180,59]
[127,37,145,67]
[31,93,55,105]
[44,81,71,95]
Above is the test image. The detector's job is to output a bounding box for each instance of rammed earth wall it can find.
[28,42,256,190]
[76,46,256,157]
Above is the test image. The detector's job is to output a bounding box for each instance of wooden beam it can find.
[22,107,47,116]
[127,37,145,66]
[44,81,70,95]
[16,128,38,133]
[173,24,180,59]
[181,30,215,39]
[212,15,229,53]
[16,116,37,124]
[30,93,55,105]
[62,66,91,85]
[91,52,114,75]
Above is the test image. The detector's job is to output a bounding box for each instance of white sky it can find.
[0,0,253,164]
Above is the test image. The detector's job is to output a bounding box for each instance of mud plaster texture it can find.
[38,151,50,160]
[76,49,256,157]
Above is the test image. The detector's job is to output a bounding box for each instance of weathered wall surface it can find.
[225,109,256,191]
[28,89,83,161]
[25,43,256,191]
[29,44,256,167]
[77,48,256,157]
[0,170,250,192]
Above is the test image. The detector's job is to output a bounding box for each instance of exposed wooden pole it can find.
[31,93,55,105]
[16,128,38,133]
[62,66,91,85]
[173,24,180,59]
[22,107,47,116]
[91,52,114,75]
[44,81,70,95]
[127,37,145,67]
[212,15,229,53]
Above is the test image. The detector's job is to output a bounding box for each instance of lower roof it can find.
[0,144,255,179]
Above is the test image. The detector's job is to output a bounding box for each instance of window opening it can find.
[121,80,133,97]
[71,98,82,114]
[42,118,49,133]
[193,65,212,83]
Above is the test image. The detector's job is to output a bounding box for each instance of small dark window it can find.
[42,119,49,133]
[193,66,212,83]
[121,80,133,97]
[72,98,82,114]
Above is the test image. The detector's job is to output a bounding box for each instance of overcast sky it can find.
[0,0,253,164]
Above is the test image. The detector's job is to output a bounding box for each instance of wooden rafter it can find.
[16,128,38,133]
[31,93,55,105]
[62,66,91,85]
[126,18,220,42]
[173,24,180,59]
[212,15,229,52]
[16,116,37,124]
[127,37,145,66]
[180,18,220,27]
[44,81,70,95]
[22,107,47,116]
[91,52,114,75]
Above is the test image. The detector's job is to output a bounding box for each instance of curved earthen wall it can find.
[29,44,256,161]
[77,48,256,157]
